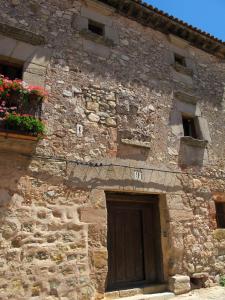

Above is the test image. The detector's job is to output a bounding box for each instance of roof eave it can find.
[98,0,225,59]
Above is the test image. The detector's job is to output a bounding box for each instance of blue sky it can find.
[146,0,225,41]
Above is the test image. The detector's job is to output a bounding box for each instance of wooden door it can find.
[107,193,163,291]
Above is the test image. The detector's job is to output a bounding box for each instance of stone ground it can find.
[172,286,225,300]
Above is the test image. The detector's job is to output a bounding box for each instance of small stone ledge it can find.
[175,90,199,104]
[173,63,193,77]
[180,136,208,148]
[121,139,151,149]
[0,22,45,45]
[80,29,114,47]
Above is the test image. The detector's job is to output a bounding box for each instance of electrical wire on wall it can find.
[14,152,225,181]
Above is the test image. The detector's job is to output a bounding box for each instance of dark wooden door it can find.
[107,193,163,291]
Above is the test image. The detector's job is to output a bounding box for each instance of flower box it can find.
[0,75,47,137]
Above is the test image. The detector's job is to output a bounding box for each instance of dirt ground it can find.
[172,286,225,300]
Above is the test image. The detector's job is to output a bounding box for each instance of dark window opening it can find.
[0,61,23,80]
[182,116,198,139]
[215,202,225,228]
[174,53,186,67]
[88,19,105,36]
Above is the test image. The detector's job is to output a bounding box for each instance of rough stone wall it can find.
[0,0,225,299]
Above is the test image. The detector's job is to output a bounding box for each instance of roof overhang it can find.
[98,0,225,59]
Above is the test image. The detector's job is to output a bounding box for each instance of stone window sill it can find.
[173,63,193,77]
[174,91,199,104]
[80,29,114,47]
[121,139,151,149]
[180,136,208,148]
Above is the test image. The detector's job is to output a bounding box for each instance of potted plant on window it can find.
[0,75,47,139]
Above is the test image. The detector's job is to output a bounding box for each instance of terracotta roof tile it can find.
[99,0,225,58]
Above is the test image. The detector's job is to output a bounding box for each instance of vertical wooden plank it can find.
[143,204,156,282]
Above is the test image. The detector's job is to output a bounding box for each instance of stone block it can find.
[169,209,194,221]
[119,288,141,297]
[86,101,99,112]
[79,207,106,224]
[0,35,17,57]
[213,229,225,240]
[170,110,183,137]
[83,39,110,58]
[30,46,51,67]
[24,62,46,76]
[87,112,100,122]
[172,69,193,86]
[105,25,119,44]
[168,275,191,295]
[169,34,189,48]
[176,100,200,117]
[89,189,106,208]
[179,140,208,167]
[91,249,108,269]
[105,290,119,299]
[11,41,36,61]
[174,90,199,104]
[81,6,112,26]
[72,15,89,30]
[196,116,211,142]
[23,71,45,86]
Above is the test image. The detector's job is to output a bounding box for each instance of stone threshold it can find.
[105,284,169,299]
[106,292,175,300]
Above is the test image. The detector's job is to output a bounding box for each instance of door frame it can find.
[106,192,165,291]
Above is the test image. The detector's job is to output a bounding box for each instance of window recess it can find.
[88,19,105,36]
[0,60,23,80]
[182,115,198,139]
[215,202,225,229]
[173,53,193,76]
[174,53,186,67]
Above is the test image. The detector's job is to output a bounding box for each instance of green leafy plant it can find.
[4,113,45,136]
[219,275,225,287]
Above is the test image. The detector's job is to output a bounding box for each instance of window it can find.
[174,53,186,67]
[88,19,105,36]
[0,61,23,80]
[215,202,225,228]
[182,115,198,139]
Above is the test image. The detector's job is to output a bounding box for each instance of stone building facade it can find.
[0,0,225,299]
